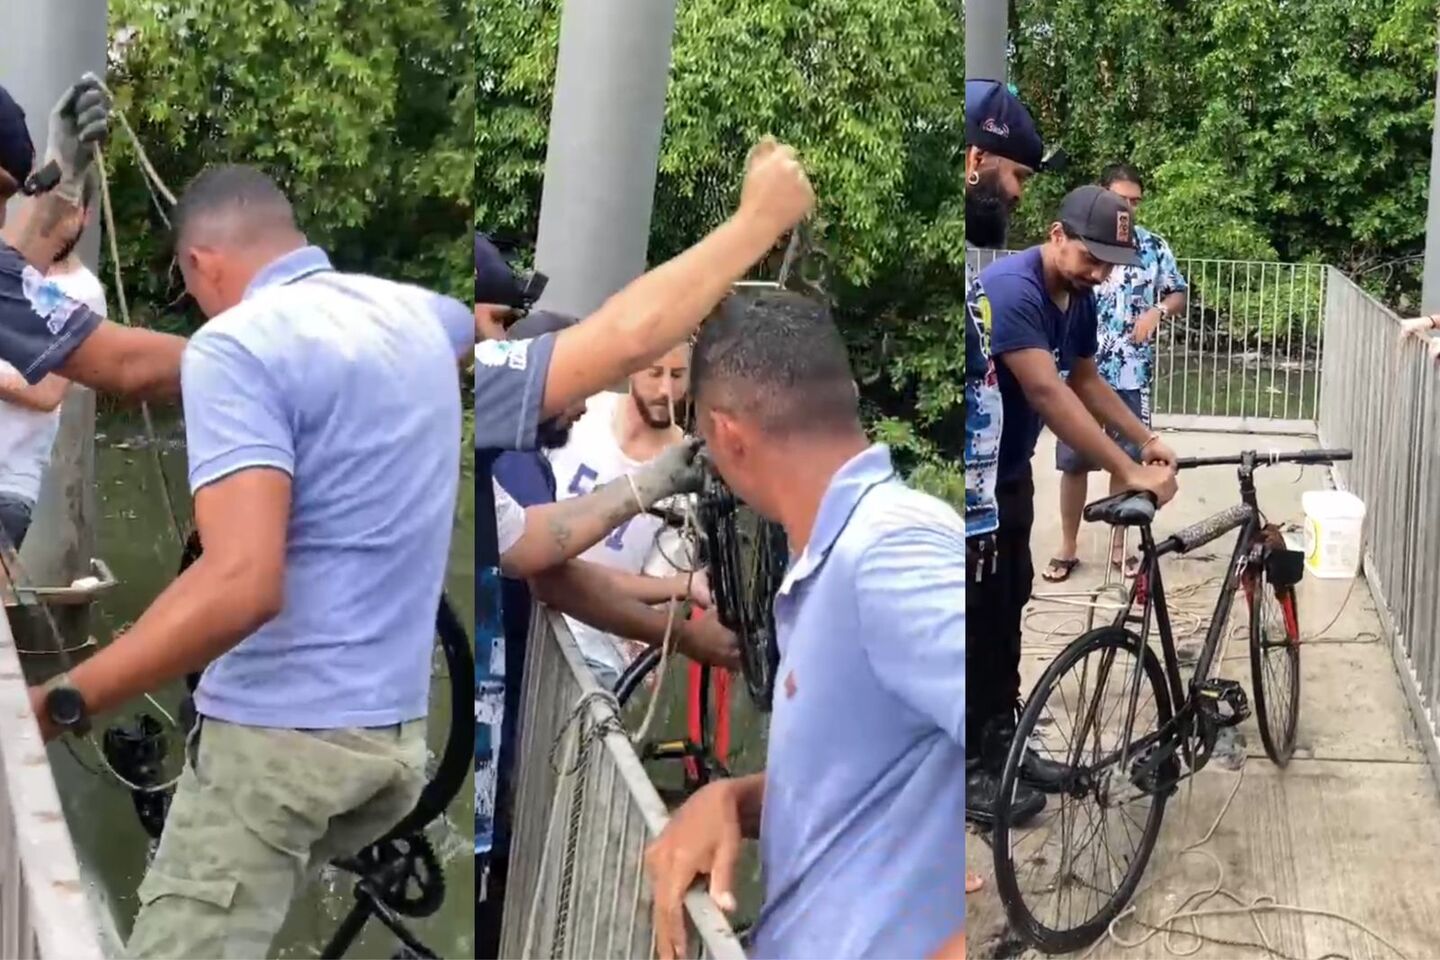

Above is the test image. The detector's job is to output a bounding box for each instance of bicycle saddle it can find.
[1082,491,1157,527]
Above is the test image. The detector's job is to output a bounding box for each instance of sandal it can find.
[1042,557,1080,583]
[1113,555,1142,579]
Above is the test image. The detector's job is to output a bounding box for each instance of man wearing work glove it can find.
[0,76,185,399]
[495,432,735,676]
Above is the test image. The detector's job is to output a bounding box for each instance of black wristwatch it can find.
[42,673,91,737]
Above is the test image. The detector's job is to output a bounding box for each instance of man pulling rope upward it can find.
[0,77,186,401]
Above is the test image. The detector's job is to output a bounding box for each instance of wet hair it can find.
[172,164,298,252]
[1099,162,1143,190]
[692,289,860,438]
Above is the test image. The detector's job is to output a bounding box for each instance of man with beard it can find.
[479,311,738,957]
[548,340,707,687]
[965,185,1180,827]
[964,79,1047,847]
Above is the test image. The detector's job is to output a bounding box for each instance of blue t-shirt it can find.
[964,265,1001,538]
[0,240,102,383]
[470,335,557,856]
[752,445,963,959]
[983,247,1099,482]
[183,246,474,728]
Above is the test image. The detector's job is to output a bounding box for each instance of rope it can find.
[10,77,192,793]
[629,389,699,746]
[523,685,627,957]
[1076,761,1408,960]
[93,143,186,551]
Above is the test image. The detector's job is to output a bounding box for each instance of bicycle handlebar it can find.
[1176,448,1353,470]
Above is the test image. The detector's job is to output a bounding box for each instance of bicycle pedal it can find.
[1198,679,1250,728]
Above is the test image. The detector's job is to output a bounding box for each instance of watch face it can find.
[47,687,86,728]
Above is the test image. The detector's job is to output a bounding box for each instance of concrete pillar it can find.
[0,0,107,648]
[1422,25,1440,313]
[532,0,679,319]
[964,0,1009,83]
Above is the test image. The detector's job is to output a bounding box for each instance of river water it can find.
[44,411,475,959]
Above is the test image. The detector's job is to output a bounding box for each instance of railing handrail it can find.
[0,611,104,960]
[542,609,747,958]
[503,608,747,959]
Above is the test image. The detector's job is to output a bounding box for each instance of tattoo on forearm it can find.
[542,477,641,559]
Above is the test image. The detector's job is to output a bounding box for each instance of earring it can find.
[966,170,980,185]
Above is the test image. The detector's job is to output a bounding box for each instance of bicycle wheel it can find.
[1248,566,1301,765]
[993,627,1174,954]
[614,645,663,708]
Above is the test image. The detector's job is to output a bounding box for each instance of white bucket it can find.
[1301,490,1365,579]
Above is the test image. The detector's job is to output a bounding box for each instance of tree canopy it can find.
[479,0,965,484]
[1003,0,1440,311]
[104,0,474,328]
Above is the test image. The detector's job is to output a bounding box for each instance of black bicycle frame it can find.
[1093,456,1267,780]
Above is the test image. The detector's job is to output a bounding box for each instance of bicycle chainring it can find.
[352,834,446,918]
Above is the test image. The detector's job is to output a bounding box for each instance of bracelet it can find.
[1140,432,1161,451]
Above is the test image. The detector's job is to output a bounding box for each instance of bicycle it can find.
[613,467,788,801]
[991,447,1353,954]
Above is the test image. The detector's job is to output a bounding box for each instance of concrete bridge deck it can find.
[967,430,1440,960]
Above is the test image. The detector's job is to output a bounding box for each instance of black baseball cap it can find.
[1058,184,1140,266]
[965,79,1045,171]
[0,84,34,190]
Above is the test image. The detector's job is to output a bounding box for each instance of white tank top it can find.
[0,266,106,502]
[546,392,676,678]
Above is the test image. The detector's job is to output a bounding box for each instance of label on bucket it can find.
[1302,491,1364,580]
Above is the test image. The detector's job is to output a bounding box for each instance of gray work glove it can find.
[45,76,111,204]
[629,437,706,508]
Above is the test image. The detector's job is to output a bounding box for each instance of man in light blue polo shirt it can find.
[25,164,474,959]
[644,289,964,960]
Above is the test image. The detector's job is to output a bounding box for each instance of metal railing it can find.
[501,608,746,960]
[1316,268,1440,771]
[0,612,105,960]
[965,248,1326,432]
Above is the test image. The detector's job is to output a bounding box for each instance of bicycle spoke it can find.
[1000,635,1167,941]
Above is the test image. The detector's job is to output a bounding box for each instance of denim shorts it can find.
[0,493,35,550]
[1055,388,1148,474]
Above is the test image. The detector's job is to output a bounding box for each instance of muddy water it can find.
[45,411,474,959]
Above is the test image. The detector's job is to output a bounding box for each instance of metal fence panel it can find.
[1317,268,1440,767]
[502,609,746,960]
[0,612,104,960]
[964,249,1326,428]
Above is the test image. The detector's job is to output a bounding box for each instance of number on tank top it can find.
[567,463,599,496]
[605,517,633,552]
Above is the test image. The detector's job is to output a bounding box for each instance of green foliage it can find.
[105,0,475,332]
[477,0,964,478]
[1006,0,1440,313]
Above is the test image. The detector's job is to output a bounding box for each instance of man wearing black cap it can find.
[964,79,1047,836]
[964,79,1045,250]
[965,185,1179,825]
[1,78,187,399]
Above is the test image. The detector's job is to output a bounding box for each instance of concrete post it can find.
[964,0,1009,84]
[532,0,679,319]
[1422,25,1440,313]
[0,0,107,651]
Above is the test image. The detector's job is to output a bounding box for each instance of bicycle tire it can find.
[1248,568,1301,766]
[993,627,1174,954]
[614,645,663,708]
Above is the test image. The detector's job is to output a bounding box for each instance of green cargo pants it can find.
[126,717,427,960]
